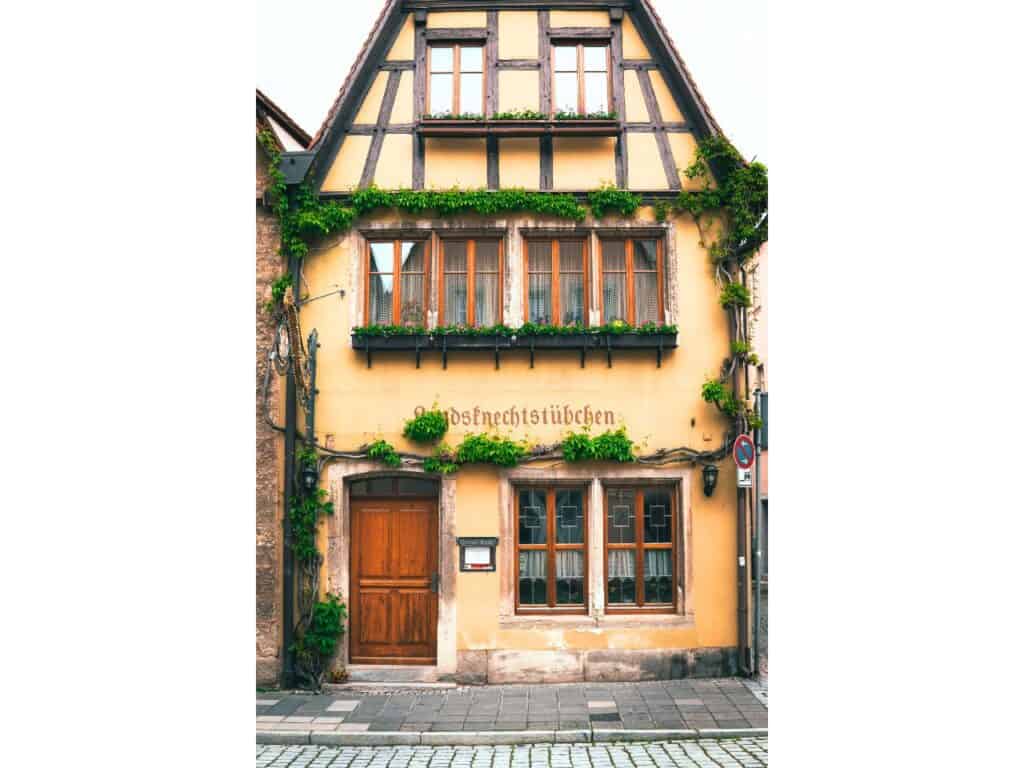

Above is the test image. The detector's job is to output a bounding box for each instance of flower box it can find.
[351,333,429,351]
[601,332,679,349]
[514,333,596,349]
[434,334,513,350]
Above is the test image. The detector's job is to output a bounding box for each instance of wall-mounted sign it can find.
[456,537,498,572]
[737,467,753,489]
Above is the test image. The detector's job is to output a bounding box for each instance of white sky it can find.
[256,0,767,164]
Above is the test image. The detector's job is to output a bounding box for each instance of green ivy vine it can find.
[353,321,677,338]
[403,406,449,444]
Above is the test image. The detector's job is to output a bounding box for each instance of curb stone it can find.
[256,727,767,747]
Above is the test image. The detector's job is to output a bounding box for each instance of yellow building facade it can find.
[263,0,751,685]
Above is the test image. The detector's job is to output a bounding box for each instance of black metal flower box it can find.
[602,332,679,349]
[350,333,428,351]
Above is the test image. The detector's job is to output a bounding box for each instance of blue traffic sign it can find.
[733,435,755,469]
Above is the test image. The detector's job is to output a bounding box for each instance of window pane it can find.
[528,240,552,272]
[554,46,577,72]
[560,273,584,326]
[606,489,636,544]
[602,273,627,323]
[402,242,425,272]
[643,550,673,604]
[474,273,499,327]
[431,46,454,72]
[350,478,394,497]
[584,72,609,113]
[460,73,483,114]
[444,241,468,272]
[634,271,659,325]
[460,46,482,72]
[397,478,438,496]
[555,489,584,544]
[634,240,658,270]
[445,274,468,325]
[518,489,547,544]
[559,240,584,271]
[528,274,552,324]
[584,46,607,72]
[369,274,394,324]
[519,551,547,605]
[607,550,636,604]
[430,74,453,114]
[556,551,584,605]
[475,241,500,272]
[643,488,672,543]
[369,242,392,273]
[555,72,578,113]
[399,273,425,326]
[602,240,626,271]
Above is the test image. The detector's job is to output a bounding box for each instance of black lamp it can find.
[301,462,319,493]
[702,463,719,497]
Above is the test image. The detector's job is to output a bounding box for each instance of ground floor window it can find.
[605,486,675,612]
[515,485,588,614]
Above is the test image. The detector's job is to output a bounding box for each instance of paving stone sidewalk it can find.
[256,739,769,768]
[257,679,767,742]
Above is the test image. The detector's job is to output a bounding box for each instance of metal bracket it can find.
[657,337,664,368]
[442,335,448,370]
[415,339,422,369]
[366,338,373,369]
[606,335,613,368]
[529,338,535,368]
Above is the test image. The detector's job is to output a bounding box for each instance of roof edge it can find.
[257,88,314,149]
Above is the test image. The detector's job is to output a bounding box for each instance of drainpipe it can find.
[733,273,750,676]
[280,254,301,689]
[752,389,762,678]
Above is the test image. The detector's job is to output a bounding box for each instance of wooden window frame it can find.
[427,42,486,116]
[514,484,589,616]
[598,238,665,325]
[551,43,611,116]
[364,239,431,327]
[522,237,590,327]
[438,238,504,327]
[603,485,676,614]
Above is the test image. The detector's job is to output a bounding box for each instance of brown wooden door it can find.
[350,498,438,664]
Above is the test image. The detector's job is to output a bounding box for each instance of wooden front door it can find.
[350,498,438,664]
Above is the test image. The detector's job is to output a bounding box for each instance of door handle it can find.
[430,573,439,593]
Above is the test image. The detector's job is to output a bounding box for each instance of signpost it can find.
[733,434,755,469]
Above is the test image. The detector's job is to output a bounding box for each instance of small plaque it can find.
[457,537,498,572]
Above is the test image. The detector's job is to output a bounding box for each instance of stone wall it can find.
[256,140,284,686]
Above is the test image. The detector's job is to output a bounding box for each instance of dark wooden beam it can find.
[380,61,415,70]
[360,69,404,188]
[538,10,553,190]
[413,12,427,189]
[425,28,488,41]
[610,12,626,187]
[486,11,499,116]
[548,28,613,40]
[622,60,657,70]
[624,122,691,133]
[497,59,541,70]
[487,135,500,190]
[636,68,681,190]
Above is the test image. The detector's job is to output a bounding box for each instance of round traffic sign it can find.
[733,435,755,469]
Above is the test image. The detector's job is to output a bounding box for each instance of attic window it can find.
[553,44,610,116]
[428,44,484,116]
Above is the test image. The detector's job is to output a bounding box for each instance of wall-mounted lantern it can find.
[702,463,719,497]
[301,463,319,494]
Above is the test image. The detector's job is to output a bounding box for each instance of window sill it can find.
[499,612,695,631]
[418,118,620,138]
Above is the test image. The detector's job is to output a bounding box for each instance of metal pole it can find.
[280,255,301,689]
[752,390,762,679]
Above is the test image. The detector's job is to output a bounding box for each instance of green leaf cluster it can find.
[288,489,334,565]
[367,439,401,468]
[587,185,642,219]
[423,111,485,120]
[352,324,428,337]
[403,407,449,443]
[719,282,752,308]
[292,593,347,674]
[352,321,678,338]
[562,427,636,463]
[424,444,460,475]
[455,433,529,467]
[554,110,618,120]
[491,109,546,120]
[349,186,587,221]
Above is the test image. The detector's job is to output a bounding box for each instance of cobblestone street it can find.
[256,740,768,768]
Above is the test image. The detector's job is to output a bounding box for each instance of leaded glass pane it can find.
[584,46,608,72]
[528,274,552,324]
[475,241,499,272]
[460,46,483,72]
[369,242,392,273]
[397,478,438,496]
[585,72,608,113]
[430,74,453,114]
[556,551,584,605]
[559,240,584,271]
[519,551,547,605]
[445,241,468,271]
[607,549,636,604]
[643,488,672,543]
[369,273,393,324]
[560,273,584,326]
[460,73,483,114]
[518,489,547,544]
[606,489,635,543]
[602,240,626,271]
[528,240,552,271]
[634,240,658,270]
[401,241,426,271]
[555,489,584,544]
[643,550,673,604]
[602,273,627,323]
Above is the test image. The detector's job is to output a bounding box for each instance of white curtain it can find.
[556,551,583,578]
[608,550,635,578]
[519,551,546,578]
[644,550,672,578]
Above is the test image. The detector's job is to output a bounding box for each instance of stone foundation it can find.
[456,647,739,684]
